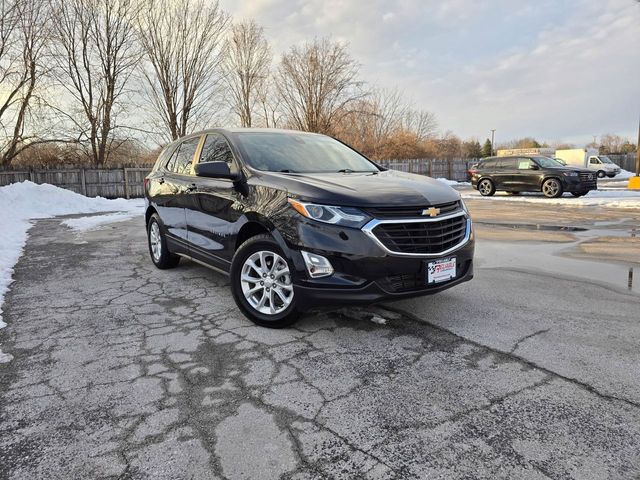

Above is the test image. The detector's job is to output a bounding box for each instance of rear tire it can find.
[230,234,301,328]
[478,179,495,196]
[542,178,563,198]
[147,214,180,269]
[597,170,606,178]
[571,192,587,197]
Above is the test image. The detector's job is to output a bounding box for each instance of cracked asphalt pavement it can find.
[1,208,640,479]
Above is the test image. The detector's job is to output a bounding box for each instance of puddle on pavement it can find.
[477,225,639,294]
[475,221,588,232]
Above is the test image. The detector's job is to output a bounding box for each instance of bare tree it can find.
[275,37,364,134]
[256,82,281,128]
[223,20,271,128]
[401,108,438,142]
[137,0,229,142]
[50,0,140,165]
[0,0,51,166]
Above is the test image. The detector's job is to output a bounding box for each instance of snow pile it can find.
[617,170,637,180]
[0,181,144,363]
[462,189,640,208]
[436,178,471,187]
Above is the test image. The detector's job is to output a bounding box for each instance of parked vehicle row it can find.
[145,128,474,327]
[497,147,622,178]
[469,155,597,198]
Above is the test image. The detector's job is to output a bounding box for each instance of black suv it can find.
[144,128,474,327]
[469,156,597,198]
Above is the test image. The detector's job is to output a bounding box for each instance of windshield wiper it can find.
[278,169,295,173]
[338,168,354,173]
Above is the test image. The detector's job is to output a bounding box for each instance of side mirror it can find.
[529,164,539,170]
[195,161,240,180]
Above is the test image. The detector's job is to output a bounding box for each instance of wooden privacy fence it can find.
[378,158,476,182]
[0,167,152,199]
[608,154,637,173]
[0,159,477,199]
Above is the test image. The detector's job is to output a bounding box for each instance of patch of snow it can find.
[62,211,141,232]
[461,188,640,209]
[370,315,387,325]
[617,170,637,180]
[0,181,144,363]
[436,177,471,187]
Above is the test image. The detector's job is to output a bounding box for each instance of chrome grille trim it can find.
[362,211,472,257]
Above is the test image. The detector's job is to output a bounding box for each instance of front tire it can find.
[230,234,301,328]
[478,179,496,196]
[147,214,180,269]
[597,170,606,178]
[571,192,587,197]
[542,178,563,198]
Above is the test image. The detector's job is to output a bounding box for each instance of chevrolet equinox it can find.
[144,129,474,327]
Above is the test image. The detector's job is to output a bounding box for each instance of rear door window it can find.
[500,158,518,169]
[169,136,201,175]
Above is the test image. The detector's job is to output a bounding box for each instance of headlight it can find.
[562,172,578,177]
[288,198,371,228]
[460,198,470,215]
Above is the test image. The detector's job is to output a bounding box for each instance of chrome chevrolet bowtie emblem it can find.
[422,207,440,217]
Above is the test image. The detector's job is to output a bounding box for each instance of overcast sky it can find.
[220,0,640,146]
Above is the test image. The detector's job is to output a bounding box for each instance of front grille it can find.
[364,201,461,219]
[384,273,424,292]
[579,172,596,183]
[381,260,469,292]
[372,215,467,254]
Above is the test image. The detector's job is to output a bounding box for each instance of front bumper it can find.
[562,176,597,192]
[280,217,475,311]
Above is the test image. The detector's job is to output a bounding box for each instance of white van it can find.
[555,149,621,178]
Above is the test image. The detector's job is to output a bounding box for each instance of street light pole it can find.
[490,129,496,156]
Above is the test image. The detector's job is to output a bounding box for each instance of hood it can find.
[547,166,593,174]
[250,169,461,207]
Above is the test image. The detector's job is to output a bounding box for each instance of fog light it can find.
[301,251,334,278]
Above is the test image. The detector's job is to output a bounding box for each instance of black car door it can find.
[157,135,202,245]
[513,157,541,191]
[491,158,512,189]
[187,133,244,267]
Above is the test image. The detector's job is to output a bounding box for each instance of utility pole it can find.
[490,129,496,155]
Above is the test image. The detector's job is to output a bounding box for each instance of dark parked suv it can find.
[144,128,474,327]
[469,156,597,198]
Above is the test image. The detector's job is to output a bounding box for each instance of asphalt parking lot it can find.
[1,199,640,479]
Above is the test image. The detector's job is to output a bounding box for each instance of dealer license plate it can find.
[427,257,457,284]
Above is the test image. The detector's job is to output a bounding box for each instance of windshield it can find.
[234,132,379,173]
[533,156,565,168]
[599,156,613,164]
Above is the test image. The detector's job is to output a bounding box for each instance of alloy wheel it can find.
[149,221,161,261]
[479,180,493,195]
[543,179,561,197]
[240,250,294,315]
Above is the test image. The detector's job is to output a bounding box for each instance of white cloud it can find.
[220,0,640,144]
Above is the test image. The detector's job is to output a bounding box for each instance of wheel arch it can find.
[540,175,563,189]
[145,205,158,226]
[235,213,304,273]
